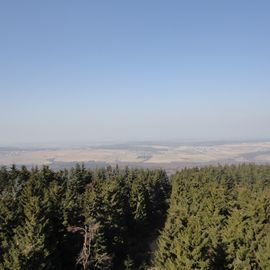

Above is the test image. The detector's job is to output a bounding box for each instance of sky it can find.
[0,1,270,146]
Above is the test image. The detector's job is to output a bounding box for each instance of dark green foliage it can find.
[0,165,170,269]
[1,164,270,269]
[153,164,270,270]
[2,173,54,269]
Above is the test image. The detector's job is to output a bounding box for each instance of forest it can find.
[0,164,269,269]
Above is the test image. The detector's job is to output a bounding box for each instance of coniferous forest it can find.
[0,164,270,269]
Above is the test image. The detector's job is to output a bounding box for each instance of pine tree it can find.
[2,174,53,270]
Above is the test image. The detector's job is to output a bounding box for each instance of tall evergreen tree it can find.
[2,175,53,270]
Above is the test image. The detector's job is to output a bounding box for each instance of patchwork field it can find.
[1,141,270,170]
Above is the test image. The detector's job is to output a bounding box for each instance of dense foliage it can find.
[0,164,270,269]
[153,164,270,270]
[0,165,170,270]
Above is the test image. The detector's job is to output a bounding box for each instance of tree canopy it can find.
[0,164,270,269]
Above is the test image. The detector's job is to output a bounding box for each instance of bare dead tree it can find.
[67,219,100,270]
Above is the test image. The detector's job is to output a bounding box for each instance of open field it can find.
[1,141,270,171]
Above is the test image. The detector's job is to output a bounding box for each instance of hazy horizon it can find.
[2,138,270,149]
[1,1,270,145]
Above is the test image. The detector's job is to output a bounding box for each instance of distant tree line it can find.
[0,164,270,269]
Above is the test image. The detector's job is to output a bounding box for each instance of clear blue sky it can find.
[0,1,270,145]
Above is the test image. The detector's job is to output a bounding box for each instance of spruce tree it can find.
[2,174,53,270]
